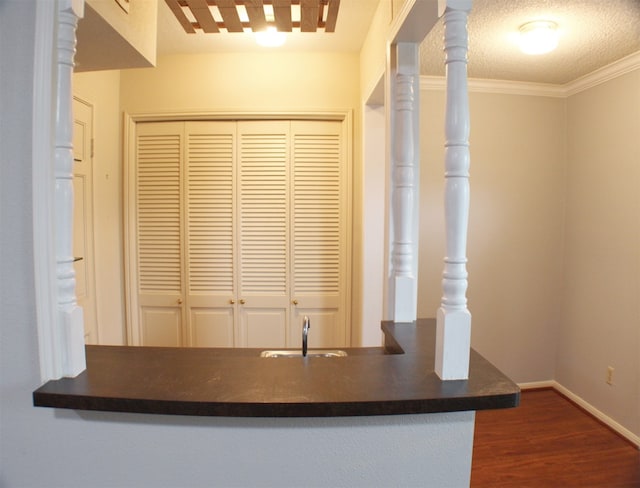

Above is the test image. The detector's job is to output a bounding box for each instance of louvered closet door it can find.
[237,121,290,347]
[185,122,237,347]
[135,122,185,346]
[290,121,346,347]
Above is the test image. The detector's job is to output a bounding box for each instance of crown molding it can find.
[563,50,640,97]
[420,50,640,98]
[420,76,566,97]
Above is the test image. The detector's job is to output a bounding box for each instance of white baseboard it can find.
[518,380,555,390]
[517,380,640,449]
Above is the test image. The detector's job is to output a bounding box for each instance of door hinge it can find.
[91,138,95,158]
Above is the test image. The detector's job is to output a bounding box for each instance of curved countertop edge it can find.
[33,318,520,417]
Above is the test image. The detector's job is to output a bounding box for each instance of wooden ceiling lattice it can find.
[165,0,340,34]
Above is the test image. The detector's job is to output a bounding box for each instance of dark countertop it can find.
[33,318,519,417]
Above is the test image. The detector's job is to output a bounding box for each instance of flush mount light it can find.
[255,26,286,47]
[519,20,559,55]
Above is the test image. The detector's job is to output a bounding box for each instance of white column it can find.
[388,43,420,323]
[54,0,86,377]
[435,0,472,380]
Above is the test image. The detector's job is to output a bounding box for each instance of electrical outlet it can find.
[606,366,614,385]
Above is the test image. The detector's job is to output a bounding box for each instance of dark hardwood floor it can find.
[471,389,640,488]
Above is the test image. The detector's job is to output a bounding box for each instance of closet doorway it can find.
[73,97,98,344]
[125,115,352,349]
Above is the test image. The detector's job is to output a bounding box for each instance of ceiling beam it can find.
[245,0,268,31]
[186,0,219,33]
[215,0,245,32]
[272,0,293,32]
[300,0,319,32]
[165,0,196,33]
[324,0,339,32]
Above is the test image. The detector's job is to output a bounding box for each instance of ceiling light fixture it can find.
[518,21,559,55]
[255,27,286,47]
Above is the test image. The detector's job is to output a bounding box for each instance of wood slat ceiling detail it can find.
[165,0,340,34]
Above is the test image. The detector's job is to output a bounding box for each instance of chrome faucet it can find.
[302,315,310,357]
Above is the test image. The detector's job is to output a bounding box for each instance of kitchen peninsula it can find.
[34,319,519,417]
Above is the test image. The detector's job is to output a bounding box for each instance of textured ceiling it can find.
[420,0,640,84]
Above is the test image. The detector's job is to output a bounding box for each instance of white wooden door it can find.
[72,97,98,344]
[289,121,347,348]
[134,122,185,346]
[185,122,237,347]
[236,121,291,347]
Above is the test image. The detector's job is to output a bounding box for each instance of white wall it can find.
[360,0,392,102]
[4,407,474,488]
[120,51,360,114]
[413,68,640,441]
[359,103,387,345]
[558,69,640,438]
[0,4,476,486]
[418,88,566,383]
[73,70,125,345]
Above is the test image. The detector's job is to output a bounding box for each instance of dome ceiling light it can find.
[255,26,287,47]
[518,20,559,55]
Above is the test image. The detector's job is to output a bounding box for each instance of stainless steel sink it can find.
[260,349,348,358]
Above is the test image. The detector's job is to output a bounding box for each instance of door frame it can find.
[72,95,99,343]
[123,111,353,346]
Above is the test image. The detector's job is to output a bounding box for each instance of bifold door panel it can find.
[129,119,349,348]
